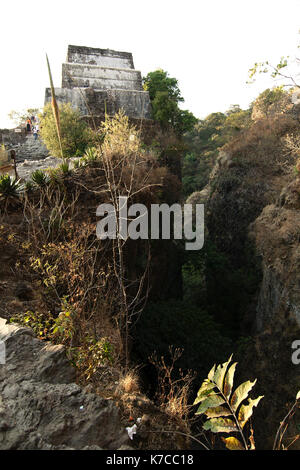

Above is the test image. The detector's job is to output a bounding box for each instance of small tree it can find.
[143,69,197,135]
[39,103,93,159]
[8,108,41,127]
[250,87,289,119]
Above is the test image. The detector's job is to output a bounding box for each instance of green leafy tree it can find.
[8,108,41,127]
[223,106,251,137]
[182,106,251,197]
[247,32,300,89]
[143,69,183,102]
[248,57,299,88]
[39,103,93,159]
[250,87,288,118]
[174,109,198,136]
[143,69,197,135]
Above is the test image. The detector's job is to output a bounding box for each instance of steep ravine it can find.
[196,109,300,448]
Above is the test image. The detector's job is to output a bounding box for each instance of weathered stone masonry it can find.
[45,45,152,120]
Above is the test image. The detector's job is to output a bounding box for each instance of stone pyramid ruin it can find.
[45,45,152,120]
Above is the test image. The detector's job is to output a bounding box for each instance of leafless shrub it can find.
[150,347,196,425]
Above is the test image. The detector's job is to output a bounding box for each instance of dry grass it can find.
[149,347,196,425]
[115,368,141,396]
[223,114,298,171]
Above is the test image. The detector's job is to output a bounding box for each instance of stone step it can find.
[14,136,49,162]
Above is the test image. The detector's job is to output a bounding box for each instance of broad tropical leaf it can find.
[193,382,216,405]
[195,394,225,415]
[238,396,264,429]
[205,406,232,418]
[195,356,262,450]
[213,355,232,390]
[231,379,257,412]
[208,364,216,381]
[222,436,245,450]
[203,417,238,433]
[223,362,238,399]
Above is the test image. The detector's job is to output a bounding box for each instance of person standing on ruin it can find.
[26,118,31,133]
[33,126,38,140]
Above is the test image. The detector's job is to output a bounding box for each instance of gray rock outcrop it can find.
[0,318,129,450]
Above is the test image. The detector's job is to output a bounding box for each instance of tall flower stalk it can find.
[46,54,64,160]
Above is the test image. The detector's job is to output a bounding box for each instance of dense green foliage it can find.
[182,106,251,197]
[0,175,22,198]
[134,299,232,379]
[143,69,197,135]
[144,69,184,103]
[251,86,287,118]
[39,103,93,159]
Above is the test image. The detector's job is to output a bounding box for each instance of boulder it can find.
[0,318,129,450]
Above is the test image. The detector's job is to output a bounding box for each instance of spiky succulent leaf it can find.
[0,175,22,196]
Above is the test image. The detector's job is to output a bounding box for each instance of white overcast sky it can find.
[1,0,300,128]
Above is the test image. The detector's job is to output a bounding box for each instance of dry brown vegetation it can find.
[0,112,192,449]
[223,113,299,172]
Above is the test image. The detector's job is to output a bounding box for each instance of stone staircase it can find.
[14,134,49,163]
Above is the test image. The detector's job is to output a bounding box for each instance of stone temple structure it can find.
[45,45,152,120]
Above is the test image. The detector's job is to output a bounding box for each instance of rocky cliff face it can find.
[246,184,300,448]
[0,318,129,450]
[199,108,300,448]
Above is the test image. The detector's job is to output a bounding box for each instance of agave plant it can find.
[83,146,99,164]
[57,161,71,176]
[31,169,50,187]
[194,356,263,450]
[47,167,62,184]
[73,158,82,170]
[0,174,22,197]
[24,181,34,192]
